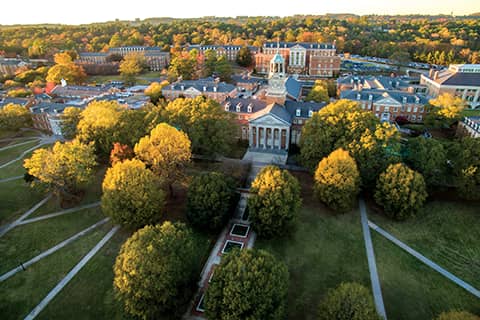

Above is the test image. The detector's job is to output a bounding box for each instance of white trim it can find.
[221,240,244,254]
[196,294,206,312]
[229,224,250,238]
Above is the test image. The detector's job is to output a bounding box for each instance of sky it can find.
[1,0,479,25]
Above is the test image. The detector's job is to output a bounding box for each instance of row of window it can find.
[361,104,425,113]
[375,113,423,121]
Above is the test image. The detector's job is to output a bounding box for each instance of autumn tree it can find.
[46,52,86,84]
[305,80,329,103]
[24,140,96,198]
[102,159,164,228]
[167,50,198,81]
[119,53,147,85]
[435,311,480,320]
[144,80,169,104]
[318,283,380,320]
[60,106,82,139]
[116,109,149,148]
[164,96,237,156]
[405,137,448,188]
[114,222,197,318]
[248,165,301,238]
[314,148,360,212]
[0,103,32,131]
[76,100,125,158]
[426,93,466,128]
[109,142,134,165]
[134,123,191,195]
[186,172,236,232]
[375,163,427,220]
[236,46,253,67]
[205,249,289,320]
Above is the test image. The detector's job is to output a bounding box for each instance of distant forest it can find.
[1,15,479,65]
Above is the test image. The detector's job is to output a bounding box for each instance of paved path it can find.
[0,175,23,183]
[0,194,52,238]
[24,225,119,320]
[19,202,101,225]
[0,139,39,152]
[0,135,59,170]
[369,220,480,299]
[0,218,109,282]
[359,198,387,319]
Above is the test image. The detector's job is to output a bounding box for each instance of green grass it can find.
[0,143,53,179]
[36,228,213,320]
[0,179,46,225]
[0,206,105,274]
[0,140,40,165]
[462,109,480,117]
[0,223,112,320]
[0,130,41,141]
[256,172,370,320]
[369,201,480,288]
[373,232,480,319]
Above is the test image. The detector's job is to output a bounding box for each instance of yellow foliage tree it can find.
[46,52,86,84]
[426,93,466,127]
[119,53,147,85]
[144,80,169,104]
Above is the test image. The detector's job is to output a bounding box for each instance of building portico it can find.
[249,125,290,150]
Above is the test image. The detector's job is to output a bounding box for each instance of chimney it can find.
[433,71,439,80]
[429,69,434,78]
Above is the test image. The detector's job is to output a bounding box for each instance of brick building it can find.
[162,77,237,103]
[187,45,259,62]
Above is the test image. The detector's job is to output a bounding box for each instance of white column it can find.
[285,128,290,150]
[249,126,254,148]
[258,127,261,149]
[270,126,274,149]
[263,127,267,149]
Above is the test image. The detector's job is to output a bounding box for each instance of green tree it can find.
[76,100,125,159]
[205,249,289,320]
[318,282,380,320]
[305,80,329,103]
[60,106,82,139]
[167,50,198,81]
[213,55,232,81]
[314,148,360,212]
[236,46,253,67]
[134,123,191,195]
[435,311,480,320]
[405,137,448,188]
[186,172,236,232]
[426,93,466,128]
[102,159,164,228]
[144,80,169,104]
[248,165,301,238]
[114,222,197,319]
[450,137,480,200]
[119,53,147,85]
[46,52,86,84]
[164,96,237,156]
[374,163,427,220]
[116,109,149,148]
[24,140,96,198]
[0,104,32,131]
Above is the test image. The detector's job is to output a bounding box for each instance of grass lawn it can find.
[373,232,480,319]
[0,130,41,141]
[0,206,105,274]
[0,222,112,320]
[462,109,480,117]
[0,143,53,179]
[369,200,480,288]
[0,140,40,165]
[0,179,46,225]
[256,172,370,320]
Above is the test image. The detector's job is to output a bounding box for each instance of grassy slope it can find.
[0,179,46,225]
[0,140,39,164]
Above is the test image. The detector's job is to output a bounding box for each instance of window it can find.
[384,106,390,112]
[224,103,230,111]
[375,105,380,111]
[413,107,418,113]
[419,106,424,113]
[412,115,416,121]
[308,110,313,117]
[296,108,301,117]
[418,115,423,121]
[407,106,412,112]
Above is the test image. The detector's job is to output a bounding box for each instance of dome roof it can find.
[271,52,284,63]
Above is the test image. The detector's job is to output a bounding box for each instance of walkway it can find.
[0,138,40,152]
[359,198,387,319]
[0,135,59,169]
[0,194,52,238]
[369,220,480,299]
[0,218,109,282]
[0,175,23,183]
[24,225,120,320]
[18,202,101,225]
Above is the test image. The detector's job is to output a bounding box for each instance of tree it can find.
[300,100,378,169]
[0,103,32,131]
[248,165,301,238]
[119,53,147,85]
[102,159,164,228]
[116,109,149,148]
[204,249,289,320]
[60,106,82,139]
[144,80,169,104]
[314,148,360,212]
[305,80,329,103]
[76,100,125,159]
[114,222,197,319]
[374,163,427,220]
[105,53,123,62]
[186,172,236,232]
[134,123,191,195]
[109,142,134,165]
[405,137,448,188]
[450,137,480,200]
[426,93,466,128]
[213,55,232,81]
[318,282,380,320]
[435,311,480,320]
[236,46,253,67]
[46,52,86,84]
[164,96,237,156]
[24,140,96,198]
[167,50,198,81]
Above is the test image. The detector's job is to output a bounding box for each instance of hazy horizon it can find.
[1,0,479,25]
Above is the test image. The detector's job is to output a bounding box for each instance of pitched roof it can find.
[340,89,428,104]
[250,103,292,124]
[263,42,335,50]
[285,77,302,101]
[165,78,236,94]
[222,98,267,114]
[285,101,326,118]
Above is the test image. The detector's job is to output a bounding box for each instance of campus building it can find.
[187,45,259,62]
[254,42,340,77]
[457,116,480,138]
[162,77,237,103]
[420,64,480,108]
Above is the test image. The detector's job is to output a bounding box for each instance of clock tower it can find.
[266,44,287,105]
